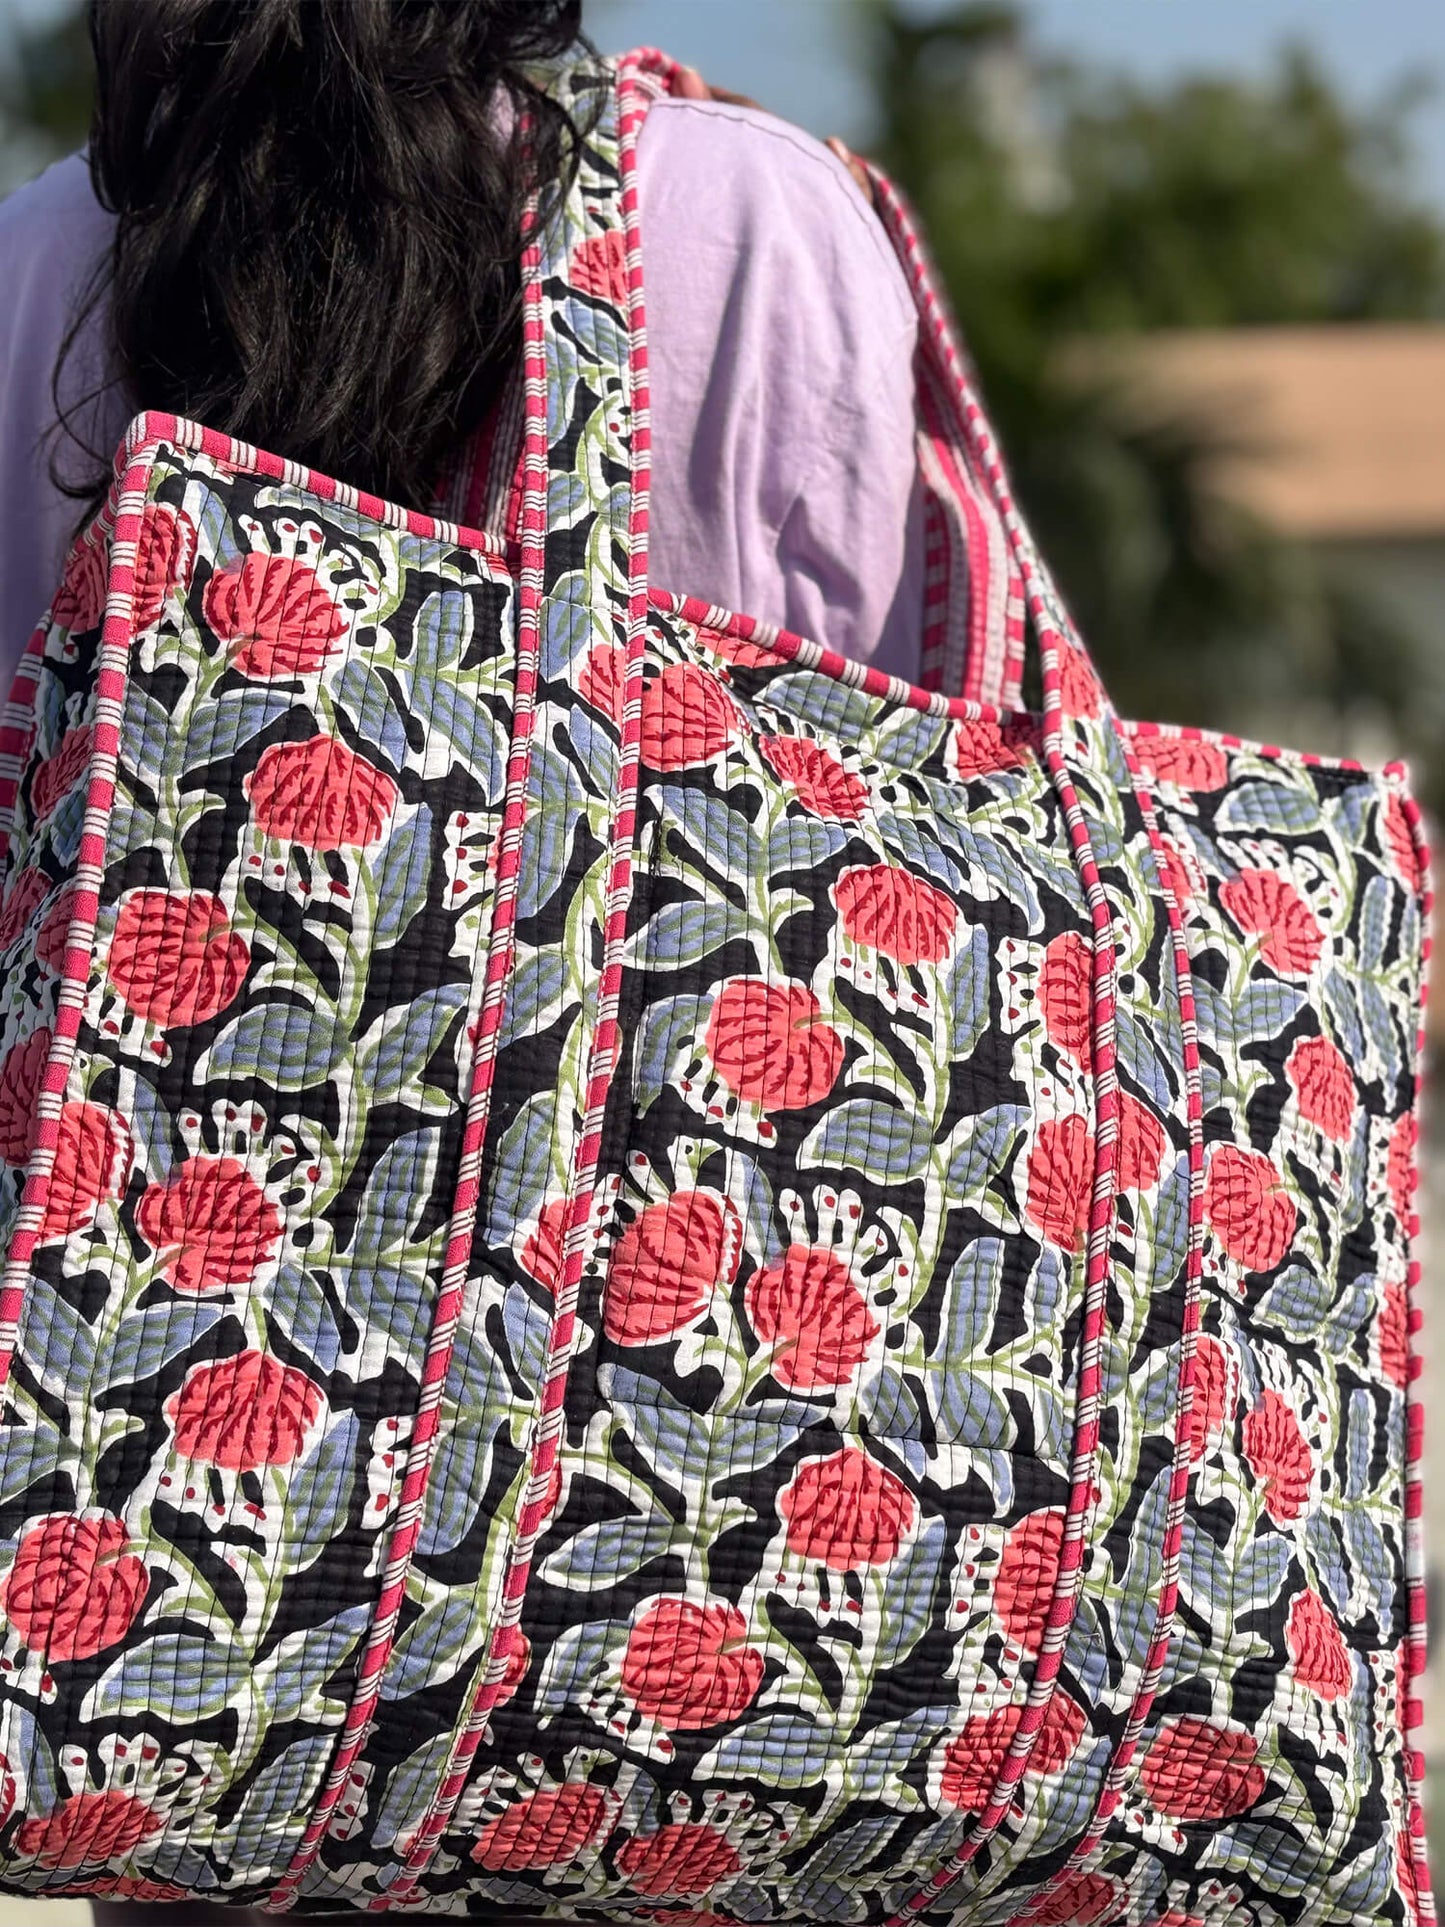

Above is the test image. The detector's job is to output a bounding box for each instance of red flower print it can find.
[579,642,627,723]
[1038,930,1093,1064]
[520,1196,572,1292]
[1378,1281,1410,1389]
[571,229,630,307]
[51,537,107,633]
[40,1101,131,1241]
[0,866,51,951]
[779,1447,915,1569]
[1056,643,1100,720]
[0,1027,49,1165]
[695,622,779,668]
[1157,836,1197,908]
[136,1156,283,1294]
[939,1709,1013,1809]
[759,734,869,821]
[16,1788,164,1869]
[471,1782,609,1870]
[617,1824,742,1898]
[744,1242,879,1390]
[205,553,347,678]
[1025,1114,1094,1250]
[1131,734,1229,793]
[951,715,1036,779]
[1218,869,1323,976]
[1286,1034,1355,1142]
[1382,790,1421,892]
[1139,1718,1264,1821]
[833,863,958,965]
[108,889,250,1028]
[1242,1388,1313,1523]
[704,978,843,1112]
[1286,1587,1353,1700]
[1387,1111,1416,1224]
[34,883,79,972]
[621,1597,762,1730]
[133,502,197,632]
[68,1878,192,1904]
[939,1689,1085,1806]
[168,1350,324,1469]
[1033,1689,1089,1772]
[30,725,93,821]
[996,1508,1065,1652]
[0,1514,147,1661]
[603,1190,741,1347]
[246,735,398,850]
[1204,1144,1295,1272]
[1117,1094,1166,1193]
[1031,1872,1123,1927]
[639,662,738,771]
[1184,1332,1230,1465]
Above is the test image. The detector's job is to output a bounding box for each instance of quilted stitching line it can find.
[868,165,1125,1925]
[998,732,1210,1923]
[365,56,657,1907]
[262,189,554,1922]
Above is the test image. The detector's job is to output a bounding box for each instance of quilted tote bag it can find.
[0,46,1432,1925]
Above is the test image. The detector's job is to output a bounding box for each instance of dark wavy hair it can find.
[54,0,586,524]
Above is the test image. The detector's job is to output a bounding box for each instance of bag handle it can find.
[860,157,1109,725]
[620,47,1108,728]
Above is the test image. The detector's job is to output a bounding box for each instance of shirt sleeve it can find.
[0,152,122,691]
[635,96,925,680]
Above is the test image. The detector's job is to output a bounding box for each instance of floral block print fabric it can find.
[0,46,1431,1927]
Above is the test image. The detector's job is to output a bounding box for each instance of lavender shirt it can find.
[0,94,924,692]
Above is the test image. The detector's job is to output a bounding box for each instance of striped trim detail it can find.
[265,228,554,1911]
[363,60,659,1910]
[1398,777,1436,1926]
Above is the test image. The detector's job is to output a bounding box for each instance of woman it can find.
[0,3,924,1919]
[0,0,925,692]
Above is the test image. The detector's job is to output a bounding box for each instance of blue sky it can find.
[594,0,1445,208]
[5,0,1445,206]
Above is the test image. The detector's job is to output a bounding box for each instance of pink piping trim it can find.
[361,57,660,1910]
[1398,779,1436,1926]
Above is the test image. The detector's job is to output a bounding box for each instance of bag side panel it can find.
[984,737,1428,1925]
[0,442,521,1899]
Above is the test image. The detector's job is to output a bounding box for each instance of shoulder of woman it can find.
[0,152,109,251]
[634,95,918,352]
[0,152,112,324]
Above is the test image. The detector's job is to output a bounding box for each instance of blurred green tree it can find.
[0,2,91,195]
[862,2,1445,805]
